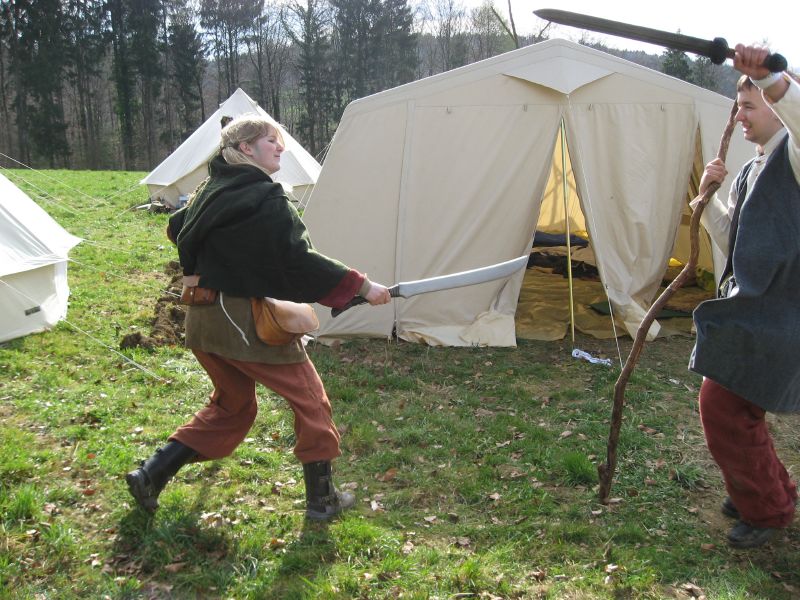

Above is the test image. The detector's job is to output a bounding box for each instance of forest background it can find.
[0,0,740,173]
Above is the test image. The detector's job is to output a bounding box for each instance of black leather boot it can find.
[727,520,776,548]
[302,460,356,521]
[126,440,197,512]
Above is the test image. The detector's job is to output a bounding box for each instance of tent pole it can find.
[561,119,576,345]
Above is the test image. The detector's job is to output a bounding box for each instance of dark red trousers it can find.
[699,377,797,528]
[170,350,341,464]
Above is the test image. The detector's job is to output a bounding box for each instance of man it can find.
[690,44,799,549]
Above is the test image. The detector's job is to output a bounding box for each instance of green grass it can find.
[1,167,799,598]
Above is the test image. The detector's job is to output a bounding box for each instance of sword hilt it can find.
[330,285,400,318]
[765,53,788,73]
[331,297,367,318]
[711,37,787,72]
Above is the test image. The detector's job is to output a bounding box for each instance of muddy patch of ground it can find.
[120,261,185,350]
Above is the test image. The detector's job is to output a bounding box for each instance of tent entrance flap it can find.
[515,122,609,341]
[515,120,715,342]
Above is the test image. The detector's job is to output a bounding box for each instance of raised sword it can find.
[534,8,787,72]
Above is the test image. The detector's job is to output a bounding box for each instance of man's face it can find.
[735,86,783,148]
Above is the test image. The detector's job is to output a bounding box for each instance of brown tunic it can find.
[185,293,308,364]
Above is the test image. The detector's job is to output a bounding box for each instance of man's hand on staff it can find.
[699,158,728,196]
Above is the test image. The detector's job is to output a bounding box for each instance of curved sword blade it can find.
[395,255,529,298]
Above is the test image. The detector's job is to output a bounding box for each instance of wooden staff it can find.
[597,99,739,503]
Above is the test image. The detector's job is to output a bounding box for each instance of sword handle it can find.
[331,296,367,318]
[330,285,400,318]
[713,38,788,72]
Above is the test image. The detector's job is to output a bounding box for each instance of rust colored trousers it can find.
[699,377,797,528]
[170,350,341,464]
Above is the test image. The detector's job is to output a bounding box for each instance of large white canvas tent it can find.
[142,88,322,207]
[0,173,81,343]
[303,39,752,346]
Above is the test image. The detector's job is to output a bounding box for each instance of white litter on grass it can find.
[572,348,612,366]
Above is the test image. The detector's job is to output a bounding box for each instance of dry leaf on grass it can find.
[679,582,706,598]
[529,568,547,581]
[377,468,398,482]
[497,465,525,480]
[164,561,187,573]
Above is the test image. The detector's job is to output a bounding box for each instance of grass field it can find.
[1,168,799,599]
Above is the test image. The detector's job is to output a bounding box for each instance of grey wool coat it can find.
[690,135,800,413]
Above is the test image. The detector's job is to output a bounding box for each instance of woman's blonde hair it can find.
[219,114,285,175]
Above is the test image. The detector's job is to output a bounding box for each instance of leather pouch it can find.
[180,285,218,305]
[251,297,319,345]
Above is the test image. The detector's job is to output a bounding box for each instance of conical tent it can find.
[0,172,81,343]
[142,88,322,207]
[302,39,752,347]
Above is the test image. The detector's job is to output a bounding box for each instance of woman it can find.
[126,115,391,521]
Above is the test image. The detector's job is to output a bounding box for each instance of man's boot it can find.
[126,440,197,512]
[302,460,356,521]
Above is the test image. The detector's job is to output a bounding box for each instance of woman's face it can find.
[240,128,284,174]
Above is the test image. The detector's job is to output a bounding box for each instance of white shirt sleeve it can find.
[690,187,735,254]
[765,75,800,186]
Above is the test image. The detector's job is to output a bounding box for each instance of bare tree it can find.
[168,3,206,140]
[469,1,512,61]
[201,0,260,99]
[3,0,32,165]
[63,0,108,168]
[430,0,467,72]
[0,6,13,157]
[244,1,290,121]
[283,0,333,156]
[489,0,517,48]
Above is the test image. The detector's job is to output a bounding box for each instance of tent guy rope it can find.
[1,153,105,204]
[0,166,81,216]
[1,152,150,207]
[0,278,168,382]
[2,162,173,273]
[67,256,181,300]
[1,161,185,381]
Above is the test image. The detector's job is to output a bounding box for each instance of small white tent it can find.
[0,173,81,343]
[142,88,322,207]
[302,39,752,346]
